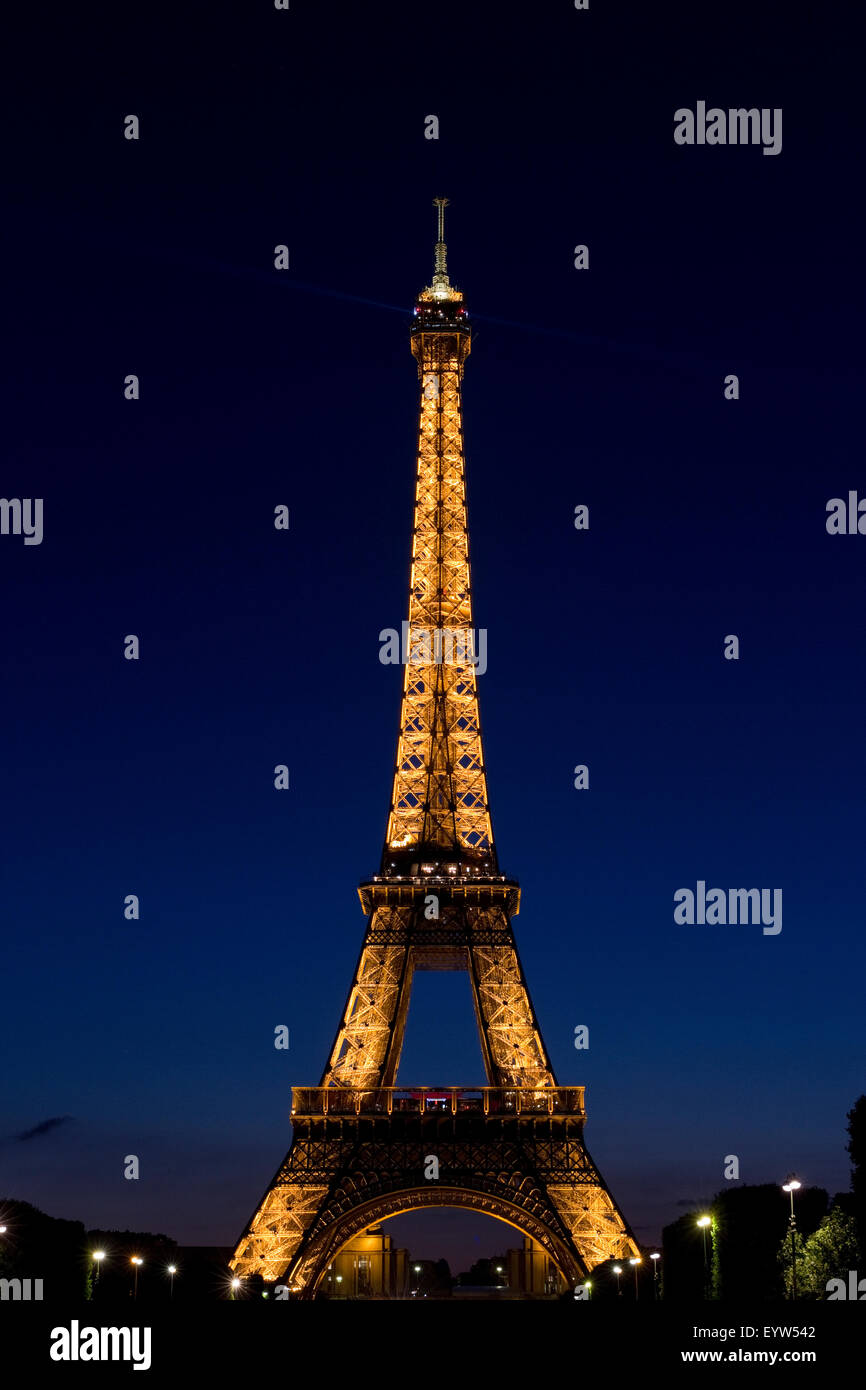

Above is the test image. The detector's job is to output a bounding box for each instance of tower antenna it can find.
[432,195,450,284]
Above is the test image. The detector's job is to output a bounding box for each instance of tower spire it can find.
[432,195,451,296]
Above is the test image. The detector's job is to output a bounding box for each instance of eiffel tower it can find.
[230,200,639,1295]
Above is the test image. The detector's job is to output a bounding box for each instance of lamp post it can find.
[629,1256,641,1300]
[167,1265,177,1299]
[782,1179,802,1300]
[230,1277,241,1301]
[650,1252,660,1301]
[613,1265,622,1297]
[91,1250,105,1299]
[697,1217,712,1298]
[413,1263,422,1297]
[131,1256,143,1301]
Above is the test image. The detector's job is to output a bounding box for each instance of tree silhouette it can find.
[845,1094,866,1262]
[778,1205,859,1299]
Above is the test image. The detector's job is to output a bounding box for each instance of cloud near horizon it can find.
[14,1116,75,1143]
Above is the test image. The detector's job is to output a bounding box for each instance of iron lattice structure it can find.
[230,201,638,1294]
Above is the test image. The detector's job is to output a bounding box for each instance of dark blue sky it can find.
[3,1,863,1269]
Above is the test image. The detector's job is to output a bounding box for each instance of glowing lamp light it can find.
[697,1216,712,1228]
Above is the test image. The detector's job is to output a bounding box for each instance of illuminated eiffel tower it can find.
[230,200,639,1295]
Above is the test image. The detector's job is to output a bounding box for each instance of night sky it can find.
[4,2,863,1272]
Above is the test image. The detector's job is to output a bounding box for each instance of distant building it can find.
[506,1236,565,1296]
[323,1227,408,1298]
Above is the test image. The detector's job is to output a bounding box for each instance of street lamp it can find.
[629,1255,642,1300]
[230,1277,241,1300]
[697,1216,712,1297]
[782,1179,802,1300]
[613,1264,622,1297]
[91,1250,106,1295]
[167,1265,177,1299]
[650,1252,660,1301]
[131,1256,143,1301]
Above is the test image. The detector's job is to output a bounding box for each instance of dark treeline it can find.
[660,1095,865,1300]
[0,1200,230,1302]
